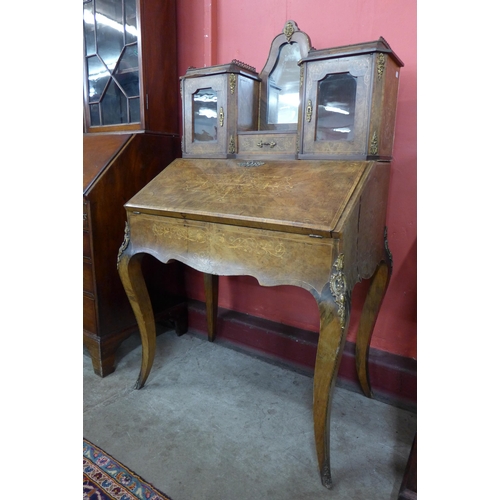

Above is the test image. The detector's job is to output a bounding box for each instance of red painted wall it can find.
[176,0,417,360]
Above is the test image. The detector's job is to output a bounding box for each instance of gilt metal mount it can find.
[257,140,276,148]
[377,53,385,81]
[369,131,378,155]
[284,21,295,42]
[229,73,236,94]
[117,222,130,268]
[329,254,348,330]
[238,161,265,167]
[228,135,236,154]
[306,99,313,122]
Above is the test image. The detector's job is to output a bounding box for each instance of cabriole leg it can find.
[313,254,351,489]
[117,235,157,390]
[355,229,393,397]
[204,273,219,342]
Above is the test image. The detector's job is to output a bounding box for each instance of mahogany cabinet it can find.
[82,0,185,376]
[83,132,187,377]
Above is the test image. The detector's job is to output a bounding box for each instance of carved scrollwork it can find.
[117,222,130,268]
[329,253,348,330]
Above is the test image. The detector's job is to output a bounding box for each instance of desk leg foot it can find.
[314,269,351,489]
[204,273,219,342]
[355,257,392,398]
[320,460,334,489]
[118,251,157,390]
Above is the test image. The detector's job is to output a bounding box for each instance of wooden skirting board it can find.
[186,299,416,412]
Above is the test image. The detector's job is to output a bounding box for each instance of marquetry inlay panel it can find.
[128,213,336,293]
[126,159,368,236]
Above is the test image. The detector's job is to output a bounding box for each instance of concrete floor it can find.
[83,325,416,500]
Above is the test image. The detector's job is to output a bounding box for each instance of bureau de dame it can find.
[117,20,403,490]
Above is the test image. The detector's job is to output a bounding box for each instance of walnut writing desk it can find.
[117,157,392,488]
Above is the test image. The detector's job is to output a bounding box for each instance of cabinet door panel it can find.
[183,75,229,157]
[300,54,373,158]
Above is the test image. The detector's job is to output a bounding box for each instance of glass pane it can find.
[95,0,123,74]
[117,43,138,72]
[115,45,139,97]
[124,0,138,45]
[90,103,101,126]
[115,69,139,97]
[129,97,141,123]
[86,55,110,102]
[83,1,96,56]
[101,79,128,125]
[267,42,301,125]
[316,73,357,141]
[193,88,218,142]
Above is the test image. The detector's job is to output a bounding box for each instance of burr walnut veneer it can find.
[117,157,392,488]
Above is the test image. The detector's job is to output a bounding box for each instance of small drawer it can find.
[83,259,94,294]
[237,131,297,156]
[83,230,91,258]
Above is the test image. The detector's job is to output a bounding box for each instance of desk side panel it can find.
[335,161,391,287]
[356,161,391,279]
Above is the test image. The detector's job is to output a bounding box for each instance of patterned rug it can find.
[84,439,172,500]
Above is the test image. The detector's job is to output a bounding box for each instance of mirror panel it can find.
[267,42,301,125]
[193,88,218,142]
[258,21,311,131]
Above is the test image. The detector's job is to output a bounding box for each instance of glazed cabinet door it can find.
[83,0,141,130]
[299,54,374,159]
[182,75,230,158]
[83,0,178,134]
